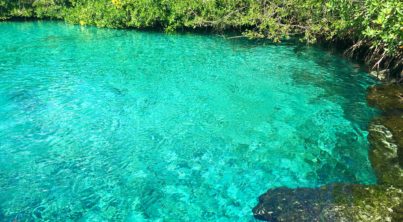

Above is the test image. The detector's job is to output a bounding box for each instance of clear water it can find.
[0,22,378,221]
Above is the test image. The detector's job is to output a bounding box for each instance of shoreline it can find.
[1,17,401,80]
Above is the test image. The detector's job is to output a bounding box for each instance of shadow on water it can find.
[290,46,379,131]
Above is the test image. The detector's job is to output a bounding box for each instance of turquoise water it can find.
[0,22,378,221]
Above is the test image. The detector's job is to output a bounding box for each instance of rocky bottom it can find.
[253,84,403,221]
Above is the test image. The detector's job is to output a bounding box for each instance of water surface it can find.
[0,22,378,221]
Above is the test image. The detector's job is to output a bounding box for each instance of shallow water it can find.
[0,22,378,221]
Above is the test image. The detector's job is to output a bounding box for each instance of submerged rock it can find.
[253,84,403,221]
[368,84,403,171]
[369,69,390,81]
[369,118,403,186]
[253,184,350,222]
[253,184,402,222]
[367,84,403,112]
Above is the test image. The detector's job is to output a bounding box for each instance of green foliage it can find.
[324,0,402,55]
[0,0,402,57]
[33,0,66,18]
[361,0,402,55]
[64,0,127,27]
[0,0,34,19]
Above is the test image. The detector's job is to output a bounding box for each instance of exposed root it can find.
[344,40,363,57]
[372,52,386,70]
